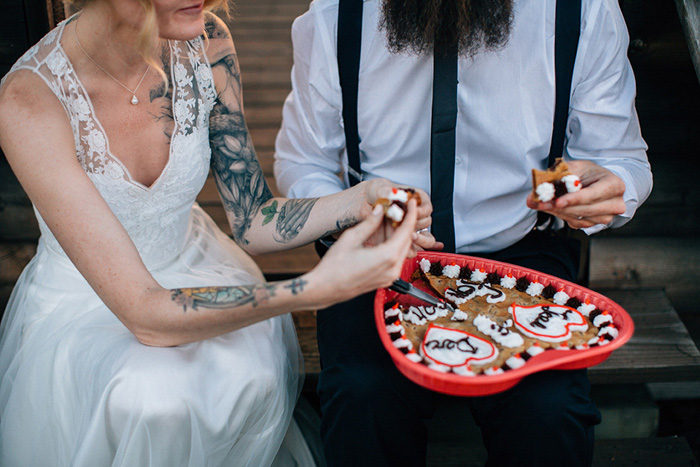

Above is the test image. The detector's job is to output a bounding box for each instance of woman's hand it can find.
[306,199,419,309]
[526,160,626,230]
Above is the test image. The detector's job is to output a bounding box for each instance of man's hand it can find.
[527,160,626,229]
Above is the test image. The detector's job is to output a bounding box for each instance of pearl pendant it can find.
[131,95,139,105]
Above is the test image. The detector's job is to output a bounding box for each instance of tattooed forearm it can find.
[284,278,307,295]
[171,283,277,311]
[170,279,308,312]
[260,198,319,243]
[320,216,359,239]
[210,101,273,244]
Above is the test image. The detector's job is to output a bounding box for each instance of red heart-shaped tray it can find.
[374,251,634,396]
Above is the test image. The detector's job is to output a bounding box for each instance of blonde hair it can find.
[66,0,231,91]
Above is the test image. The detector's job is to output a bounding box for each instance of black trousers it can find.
[315,230,602,466]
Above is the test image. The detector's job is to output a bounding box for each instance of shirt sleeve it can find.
[567,0,653,232]
[273,3,349,199]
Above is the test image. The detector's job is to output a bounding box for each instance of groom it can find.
[274,0,652,465]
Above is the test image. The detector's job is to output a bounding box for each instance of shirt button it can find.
[455,158,462,165]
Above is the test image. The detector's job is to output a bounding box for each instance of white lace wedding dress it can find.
[0,18,312,467]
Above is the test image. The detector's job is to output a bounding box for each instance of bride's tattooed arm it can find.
[205,16,322,247]
[171,278,308,312]
[204,14,372,254]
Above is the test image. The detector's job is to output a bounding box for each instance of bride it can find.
[0,0,435,465]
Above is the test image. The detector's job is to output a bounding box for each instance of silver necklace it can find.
[73,18,151,105]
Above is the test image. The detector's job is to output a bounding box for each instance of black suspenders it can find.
[336,0,581,250]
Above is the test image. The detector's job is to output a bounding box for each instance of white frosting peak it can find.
[387,188,409,203]
[419,258,431,273]
[536,182,555,202]
[562,174,582,193]
[442,264,461,278]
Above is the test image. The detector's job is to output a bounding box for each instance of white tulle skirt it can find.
[0,207,309,466]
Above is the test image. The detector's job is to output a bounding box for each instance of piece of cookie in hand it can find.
[374,188,422,227]
[531,158,582,202]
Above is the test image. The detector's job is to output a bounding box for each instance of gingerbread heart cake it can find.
[382,259,618,376]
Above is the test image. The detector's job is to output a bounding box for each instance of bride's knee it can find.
[106,370,189,426]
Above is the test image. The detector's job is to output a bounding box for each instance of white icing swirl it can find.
[484,367,504,376]
[451,309,469,321]
[470,269,488,282]
[525,281,544,297]
[387,188,409,203]
[593,313,613,328]
[419,258,432,273]
[500,275,516,289]
[562,174,582,193]
[577,301,596,317]
[384,306,401,321]
[536,182,555,202]
[526,344,545,357]
[505,355,526,369]
[392,336,413,351]
[386,204,405,223]
[598,326,618,340]
[553,290,570,305]
[442,264,461,278]
[405,352,423,363]
[386,322,405,335]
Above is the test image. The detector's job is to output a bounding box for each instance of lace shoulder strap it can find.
[168,37,217,136]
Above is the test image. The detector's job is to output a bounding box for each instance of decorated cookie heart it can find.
[509,304,587,342]
[420,324,499,367]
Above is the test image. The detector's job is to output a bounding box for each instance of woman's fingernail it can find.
[373,205,383,215]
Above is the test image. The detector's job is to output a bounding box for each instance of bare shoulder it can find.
[202,11,236,64]
[0,69,71,161]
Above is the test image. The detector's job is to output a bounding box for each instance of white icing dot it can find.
[593,313,613,328]
[598,326,619,340]
[505,355,526,369]
[451,309,469,321]
[500,275,516,289]
[392,337,413,351]
[442,264,461,278]
[386,322,405,335]
[525,281,544,297]
[406,352,423,363]
[562,174,582,193]
[536,182,555,202]
[553,290,570,305]
[577,302,596,317]
[387,189,409,203]
[470,269,488,282]
[386,204,405,223]
[419,258,431,273]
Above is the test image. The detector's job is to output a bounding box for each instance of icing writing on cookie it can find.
[473,315,524,348]
[403,305,449,325]
[509,304,587,343]
[445,280,505,305]
[420,324,498,367]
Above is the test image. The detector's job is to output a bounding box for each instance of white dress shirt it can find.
[274,0,652,253]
